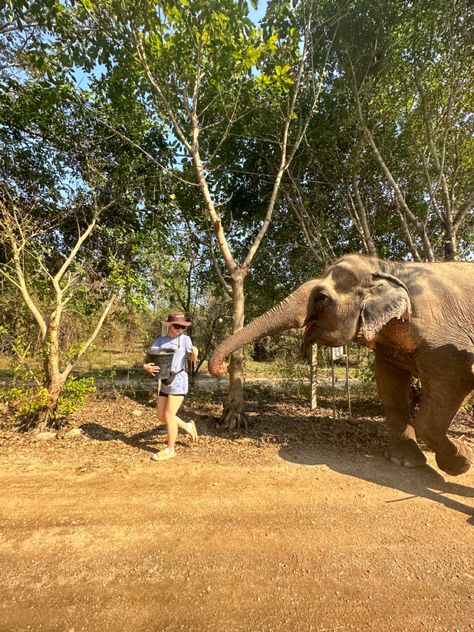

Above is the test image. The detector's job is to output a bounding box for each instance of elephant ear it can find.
[359,273,412,342]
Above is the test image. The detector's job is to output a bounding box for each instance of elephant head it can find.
[208,254,412,377]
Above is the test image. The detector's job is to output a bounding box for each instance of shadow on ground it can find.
[279,437,474,523]
[80,422,169,456]
[76,383,473,523]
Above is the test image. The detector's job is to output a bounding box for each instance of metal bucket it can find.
[145,349,175,380]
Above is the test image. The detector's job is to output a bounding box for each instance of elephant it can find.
[208,254,474,476]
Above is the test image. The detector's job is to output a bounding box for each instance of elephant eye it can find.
[313,292,331,310]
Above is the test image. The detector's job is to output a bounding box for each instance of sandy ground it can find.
[0,387,473,632]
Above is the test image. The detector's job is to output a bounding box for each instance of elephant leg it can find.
[375,350,427,468]
[414,379,473,476]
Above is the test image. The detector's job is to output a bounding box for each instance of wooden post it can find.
[345,345,352,417]
[310,343,318,410]
[331,348,336,419]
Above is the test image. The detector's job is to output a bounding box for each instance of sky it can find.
[248,1,267,25]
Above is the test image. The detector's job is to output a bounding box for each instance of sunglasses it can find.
[171,324,186,330]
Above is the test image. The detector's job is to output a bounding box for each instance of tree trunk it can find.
[36,322,65,431]
[443,225,457,261]
[36,382,64,432]
[217,272,249,431]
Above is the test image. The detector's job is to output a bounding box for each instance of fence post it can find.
[310,343,318,410]
[345,345,352,416]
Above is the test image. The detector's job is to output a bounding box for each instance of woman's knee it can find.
[163,411,176,424]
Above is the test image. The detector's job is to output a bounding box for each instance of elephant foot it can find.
[385,437,427,469]
[435,440,473,476]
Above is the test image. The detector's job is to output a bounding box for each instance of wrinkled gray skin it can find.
[209,254,474,476]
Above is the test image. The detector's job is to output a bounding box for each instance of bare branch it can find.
[350,63,435,261]
[0,198,48,338]
[188,124,237,272]
[414,68,452,218]
[53,212,98,288]
[350,178,377,255]
[135,36,193,154]
[203,216,232,297]
[284,170,335,265]
[393,198,422,261]
[242,8,328,271]
[453,189,474,230]
[61,294,117,379]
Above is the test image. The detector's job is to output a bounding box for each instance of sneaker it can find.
[187,420,199,442]
[151,448,176,461]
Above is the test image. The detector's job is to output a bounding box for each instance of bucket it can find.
[145,348,175,380]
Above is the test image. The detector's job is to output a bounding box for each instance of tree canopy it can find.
[1,0,472,427]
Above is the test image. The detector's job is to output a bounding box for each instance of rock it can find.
[35,432,57,441]
[65,428,83,438]
[131,409,144,417]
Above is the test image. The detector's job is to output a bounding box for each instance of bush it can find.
[0,376,96,429]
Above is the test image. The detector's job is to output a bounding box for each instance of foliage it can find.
[1,0,472,431]
[290,0,474,262]
[353,352,375,385]
[0,377,96,429]
[0,0,181,427]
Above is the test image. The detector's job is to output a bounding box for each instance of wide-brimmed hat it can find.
[161,312,192,327]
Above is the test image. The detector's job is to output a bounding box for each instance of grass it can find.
[0,348,370,398]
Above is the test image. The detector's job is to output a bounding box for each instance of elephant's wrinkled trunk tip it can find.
[208,355,227,378]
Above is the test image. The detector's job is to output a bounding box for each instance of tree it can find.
[0,5,174,428]
[299,0,474,261]
[1,183,114,427]
[61,0,327,429]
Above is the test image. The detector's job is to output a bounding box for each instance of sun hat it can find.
[161,311,192,327]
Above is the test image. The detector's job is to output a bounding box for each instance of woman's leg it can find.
[157,395,168,424]
[161,393,197,438]
[163,394,185,451]
[153,394,197,460]
[157,394,188,431]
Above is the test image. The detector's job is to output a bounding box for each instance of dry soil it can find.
[0,386,473,632]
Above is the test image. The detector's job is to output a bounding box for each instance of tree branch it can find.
[350,64,435,260]
[0,199,48,339]
[61,293,117,379]
[135,36,193,154]
[243,9,327,271]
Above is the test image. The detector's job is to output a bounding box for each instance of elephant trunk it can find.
[208,282,314,377]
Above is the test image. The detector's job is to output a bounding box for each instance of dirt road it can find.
[1,392,473,631]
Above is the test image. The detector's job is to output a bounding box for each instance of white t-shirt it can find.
[148,333,193,395]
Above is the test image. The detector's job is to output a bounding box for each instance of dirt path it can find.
[1,393,473,631]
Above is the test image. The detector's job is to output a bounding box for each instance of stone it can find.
[35,432,56,441]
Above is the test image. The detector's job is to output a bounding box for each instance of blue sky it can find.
[248,1,267,25]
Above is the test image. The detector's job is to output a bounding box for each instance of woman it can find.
[143,312,199,461]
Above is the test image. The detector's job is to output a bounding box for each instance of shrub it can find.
[0,376,96,429]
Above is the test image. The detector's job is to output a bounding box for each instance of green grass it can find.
[0,350,364,387]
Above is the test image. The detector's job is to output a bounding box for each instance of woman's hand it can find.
[143,362,160,375]
[189,346,198,362]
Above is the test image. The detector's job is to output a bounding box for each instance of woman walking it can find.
[144,312,199,461]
